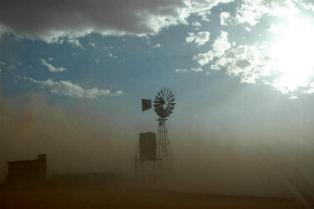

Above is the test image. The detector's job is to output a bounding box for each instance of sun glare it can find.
[268,15,314,94]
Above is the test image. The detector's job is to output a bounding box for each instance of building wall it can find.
[6,154,47,183]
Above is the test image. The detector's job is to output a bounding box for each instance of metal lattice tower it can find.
[157,118,171,163]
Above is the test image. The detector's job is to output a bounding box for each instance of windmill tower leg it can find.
[157,118,171,168]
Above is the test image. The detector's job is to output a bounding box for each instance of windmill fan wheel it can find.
[154,88,175,118]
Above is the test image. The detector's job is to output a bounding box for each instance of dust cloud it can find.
[0,91,314,199]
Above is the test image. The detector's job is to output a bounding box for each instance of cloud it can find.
[41,59,67,73]
[0,25,7,38]
[152,43,161,48]
[26,78,124,99]
[0,0,234,42]
[203,39,314,96]
[193,30,231,66]
[175,68,203,73]
[234,0,301,26]
[212,31,232,57]
[175,69,189,73]
[88,42,96,49]
[108,53,118,59]
[212,44,271,84]
[67,37,83,48]
[219,11,235,26]
[299,0,314,11]
[191,21,202,28]
[193,51,214,66]
[190,67,203,72]
[186,31,210,46]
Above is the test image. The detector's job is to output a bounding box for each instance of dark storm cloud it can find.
[0,0,233,41]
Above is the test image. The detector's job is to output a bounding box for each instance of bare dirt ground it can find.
[0,187,307,209]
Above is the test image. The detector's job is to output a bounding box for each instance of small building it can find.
[6,154,47,184]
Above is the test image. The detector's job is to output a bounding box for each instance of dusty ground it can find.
[0,187,307,209]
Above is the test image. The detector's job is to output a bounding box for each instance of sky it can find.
[1,0,314,197]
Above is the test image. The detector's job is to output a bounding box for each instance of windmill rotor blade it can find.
[166,92,173,99]
[168,104,175,108]
[157,92,162,99]
[168,106,174,110]
[156,95,161,99]
[167,92,173,97]
[154,100,163,105]
[166,88,169,96]
[160,89,165,97]
[154,104,162,108]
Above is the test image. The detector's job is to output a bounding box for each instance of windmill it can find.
[141,88,175,166]
[135,88,175,181]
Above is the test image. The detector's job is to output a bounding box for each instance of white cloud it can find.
[41,59,67,73]
[219,11,236,26]
[213,44,271,84]
[212,31,231,57]
[191,67,203,72]
[0,25,7,38]
[234,0,299,26]
[89,42,96,49]
[299,0,314,11]
[191,21,202,28]
[67,38,83,48]
[175,68,203,73]
[108,53,117,59]
[0,0,234,42]
[152,43,161,48]
[203,39,314,95]
[26,78,124,99]
[193,30,231,66]
[186,31,210,46]
[175,69,189,73]
[193,51,214,66]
